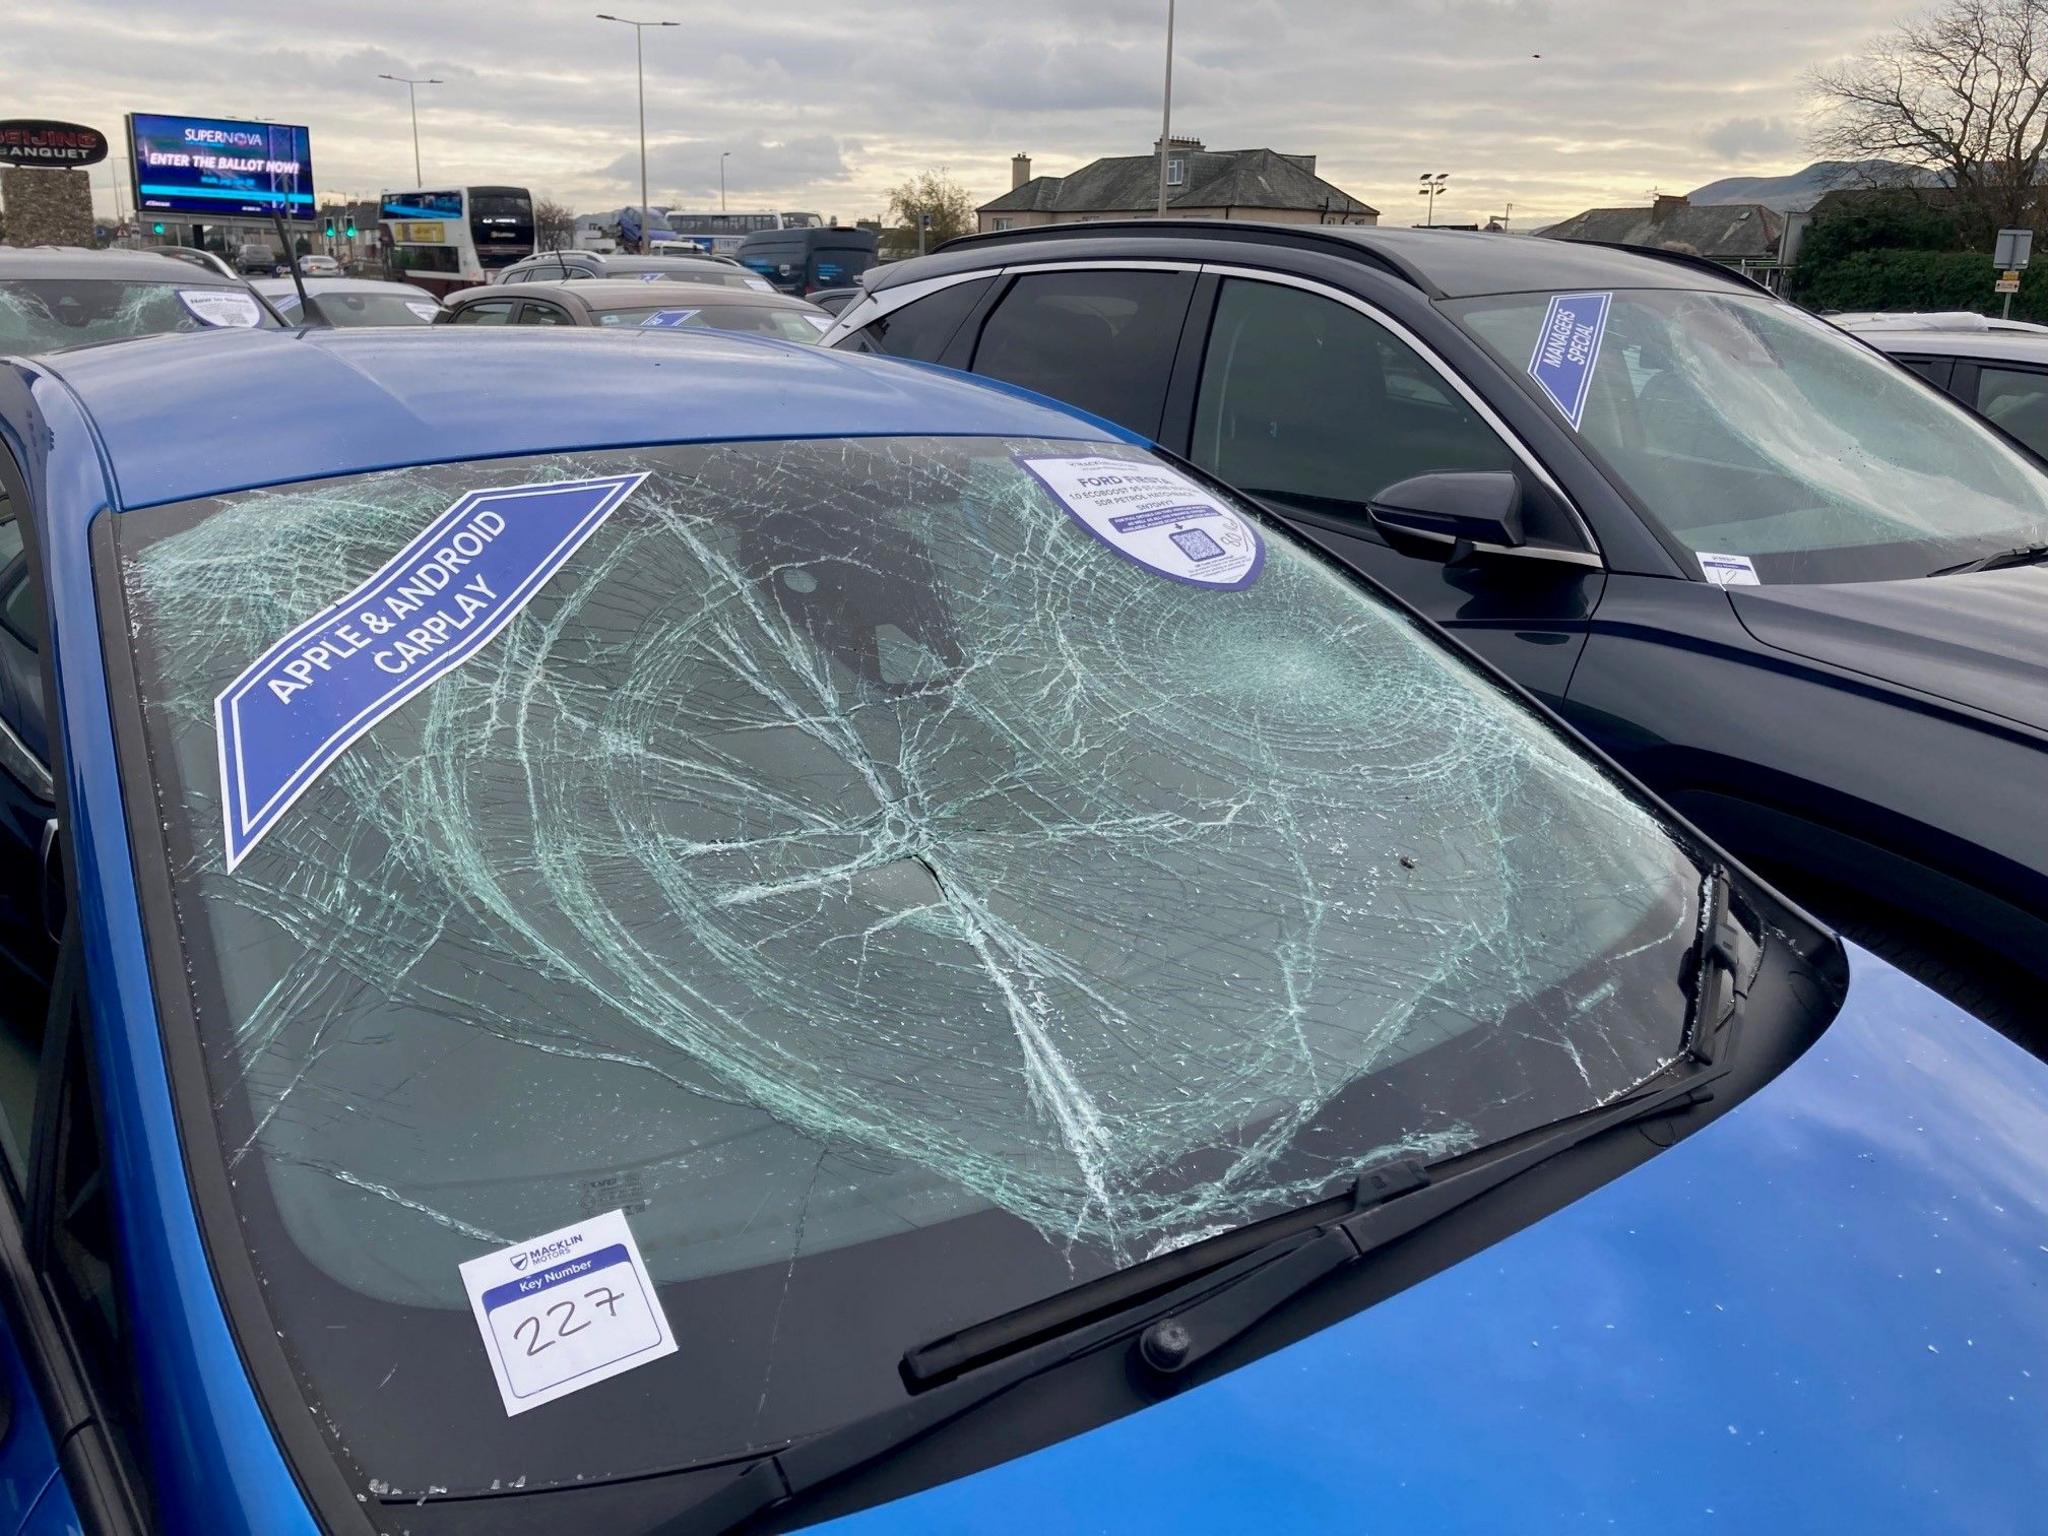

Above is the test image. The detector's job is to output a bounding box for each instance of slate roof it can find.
[1538,202,1784,260]
[980,148,1377,219]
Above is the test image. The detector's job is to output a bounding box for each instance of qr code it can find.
[1168,527,1226,562]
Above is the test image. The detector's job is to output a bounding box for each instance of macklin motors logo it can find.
[509,1233,585,1273]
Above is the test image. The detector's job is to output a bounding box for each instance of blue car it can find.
[0,325,2030,1535]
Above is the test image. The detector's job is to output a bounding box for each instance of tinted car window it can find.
[970,270,1195,435]
[450,299,515,326]
[855,277,992,361]
[1192,279,1517,519]
[110,435,1704,1506]
[516,302,572,326]
[1975,365,2048,458]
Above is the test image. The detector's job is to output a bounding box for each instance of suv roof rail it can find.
[1561,239,1780,297]
[934,219,1426,292]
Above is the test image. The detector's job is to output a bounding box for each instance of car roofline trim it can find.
[821,262,1199,346]
[1198,263,1601,558]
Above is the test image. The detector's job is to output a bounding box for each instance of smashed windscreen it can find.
[0,278,276,352]
[107,436,1704,1501]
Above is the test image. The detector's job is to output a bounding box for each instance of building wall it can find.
[1,167,95,247]
[978,203,1377,234]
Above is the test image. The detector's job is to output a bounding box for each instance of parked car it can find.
[4,319,2033,1532]
[805,285,863,315]
[0,247,282,356]
[826,221,2048,1002]
[251,276,442,327]
[736,224,878,298]
[155,246,242,281]
[296,253,341,278]
[494,250,769,289]
[1844,318,2048,461]
[438,277,834,340]
[234,241,277,276]
[1828,309,2048,335]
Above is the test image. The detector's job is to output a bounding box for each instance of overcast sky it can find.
[6,0,1897,228]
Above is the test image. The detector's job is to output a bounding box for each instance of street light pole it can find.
[598,14,678,253]
[721,150,730,212]
[1156,0,1175,217]
[377,74,442,185]
[1417,171,1448,226]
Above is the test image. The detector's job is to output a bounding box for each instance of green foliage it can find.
[1796,247,2048,321]
[1788,193,2042,316]
[884,167,975,254]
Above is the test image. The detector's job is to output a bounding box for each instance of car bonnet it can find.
[812,949,2048,1535]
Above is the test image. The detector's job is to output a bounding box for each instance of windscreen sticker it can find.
[403,299,440,321]
[214,473,646,869]
[801,313,833,333]
[178,288,263,328]
[1018,454,1264,591]
[637,272,665,281]
[459,1210,676,1418]
[745,277,776,292]
[640,309,700,328]
[1697,551,1761,587]
[1527,291,1611,429]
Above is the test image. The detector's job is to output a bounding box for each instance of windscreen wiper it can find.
[1926,542,2048,577]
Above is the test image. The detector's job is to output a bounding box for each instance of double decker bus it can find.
[379,186,534,296]
[659,209,823,257]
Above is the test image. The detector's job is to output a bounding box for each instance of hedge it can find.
[1792,247,2048,322]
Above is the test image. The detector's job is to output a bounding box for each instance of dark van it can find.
[737,225,877,297]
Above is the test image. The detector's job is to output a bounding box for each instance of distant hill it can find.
[1686,160,1934,213]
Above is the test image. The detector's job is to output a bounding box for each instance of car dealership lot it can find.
[1,209,2047,1535]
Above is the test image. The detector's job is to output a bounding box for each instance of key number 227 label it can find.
[459,1209,676,1416]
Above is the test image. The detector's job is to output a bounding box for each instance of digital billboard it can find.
[127,113,315,219]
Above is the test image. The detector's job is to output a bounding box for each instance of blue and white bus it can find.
[659,209,824,257]
[379,186,535,296]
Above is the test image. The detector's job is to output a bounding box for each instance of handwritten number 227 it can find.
[514,1286,627,1356]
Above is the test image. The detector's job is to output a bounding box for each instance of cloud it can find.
[1702,116,1803,162]
[0,0,1892,229]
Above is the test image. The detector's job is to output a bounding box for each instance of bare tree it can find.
[1811,0,2048,237]
[533,196,576,252]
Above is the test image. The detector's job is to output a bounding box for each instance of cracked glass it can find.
[0,278,279,353]
[107,436,1705,1504]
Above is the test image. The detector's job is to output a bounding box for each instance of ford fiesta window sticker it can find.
[640,309,700,328]
[458,1210,677,1417]
[1697,551,1762,587]
[178,289,263,328]
[213,474,646,869]
[1018,454,1264,590]
[1527,291,1611,430]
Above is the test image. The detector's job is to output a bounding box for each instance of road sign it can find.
[1997,272,2021,294]
[1994,228,2034,269]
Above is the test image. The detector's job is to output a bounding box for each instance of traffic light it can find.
[324,219,336,238]
[345,219,357,238]
[152,222,164,235]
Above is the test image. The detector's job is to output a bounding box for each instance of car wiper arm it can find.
[1926,541,2048,577]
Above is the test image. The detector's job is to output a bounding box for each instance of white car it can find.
[297,254,342,278]
[252,277,442,328]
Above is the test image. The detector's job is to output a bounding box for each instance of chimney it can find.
[1012,153,1032,189]
[1651,193,1688,224]
[1152,135,1204,154]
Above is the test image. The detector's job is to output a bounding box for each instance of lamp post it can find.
[721,149,731,212]
[1156,0,1175,217]
[597,13,678,252]
[377,74,442,185]
[1417,171,1448,226]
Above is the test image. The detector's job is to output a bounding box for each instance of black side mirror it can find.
[1367,471,1525,564]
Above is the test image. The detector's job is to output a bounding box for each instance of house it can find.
[977,138,1378,233]
[1538,194,1784,271]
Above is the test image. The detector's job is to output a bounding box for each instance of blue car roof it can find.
[31,325,1137,512]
